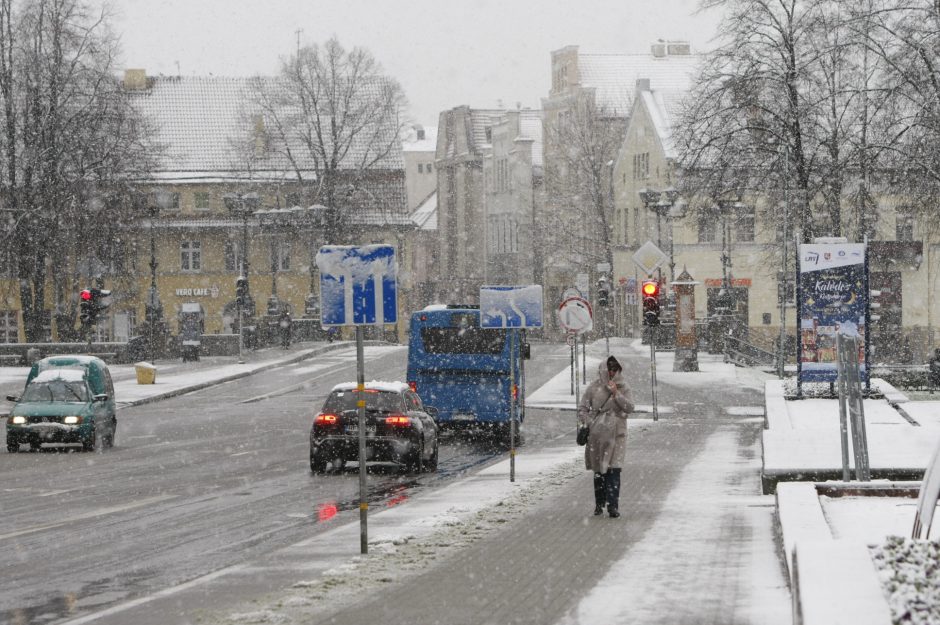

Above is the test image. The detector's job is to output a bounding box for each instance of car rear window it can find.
[21,380,89,403]
[322,390,404,413]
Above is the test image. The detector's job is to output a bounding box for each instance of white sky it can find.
[109,0,722,124]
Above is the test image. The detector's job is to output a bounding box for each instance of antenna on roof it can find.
[174,60,180,76]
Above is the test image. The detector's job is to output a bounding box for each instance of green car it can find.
[6,356,117,452]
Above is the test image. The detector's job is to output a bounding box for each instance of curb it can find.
[119,341,376,408]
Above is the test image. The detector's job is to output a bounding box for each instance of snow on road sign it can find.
[480,285,544,328]
[558,296,593,335]
[316,245,397,326]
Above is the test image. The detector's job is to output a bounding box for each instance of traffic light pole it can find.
[650,327,659,421]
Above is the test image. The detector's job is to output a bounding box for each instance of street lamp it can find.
[255,206,296,314]
[638,187,683,281]
[224,192,261,361]
[144,188,176,362]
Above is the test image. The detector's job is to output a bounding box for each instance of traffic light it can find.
[235,277,249,307]
[642,280,661,326]
[79,289,94,326]
[597,275,611,307]
[79,288,111,328]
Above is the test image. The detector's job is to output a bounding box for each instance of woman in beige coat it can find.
[578,355,634,518]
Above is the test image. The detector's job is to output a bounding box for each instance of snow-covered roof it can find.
[410,191,437,231]
[330,381,409,393]
[149,209,415,230]
[128,75,405,176]
[577,52,700,117]
[402,126,438,153]
[640,89,687,159]
[32,369,86,383]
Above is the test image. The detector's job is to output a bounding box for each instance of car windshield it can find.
[21,380,90,403]
[322,389,404,413]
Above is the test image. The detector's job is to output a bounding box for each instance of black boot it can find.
[606,469,622,518]
[593,473,605,515]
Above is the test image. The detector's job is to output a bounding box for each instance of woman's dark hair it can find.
[606,356,622,372]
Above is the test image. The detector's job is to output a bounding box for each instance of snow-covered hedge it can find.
[870,536,940,625]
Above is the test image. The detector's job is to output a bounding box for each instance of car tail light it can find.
[385,415,411,426]
[315,413,338,425]
[408,381,417,392]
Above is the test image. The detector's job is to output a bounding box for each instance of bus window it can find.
[420,327,505,354]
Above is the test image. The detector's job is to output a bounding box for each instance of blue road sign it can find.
[316,245,398,326]
[480,285,543,328]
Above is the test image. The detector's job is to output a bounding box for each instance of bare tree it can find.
[0,0,149,341]
[542,96,621,274]
[677,0,894,244]
[246,37,408,243]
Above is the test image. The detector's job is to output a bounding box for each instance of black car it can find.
[310,381,439,474]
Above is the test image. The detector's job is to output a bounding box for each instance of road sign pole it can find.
[570,338,575,395]
[574,334,581,413]
[356,325,368,554]
[582,338,586,379]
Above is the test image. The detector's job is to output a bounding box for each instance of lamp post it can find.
[224,192,261,360]
[638,187,682,281]
[255,207,296,315]
[144,189,176,362]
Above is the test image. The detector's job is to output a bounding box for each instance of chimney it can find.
[416,126,426,141]
[252,114,268,157]
[667,41,691,55]
[636,78,651,92]
[651,41,666,58]
[123,69,149,90]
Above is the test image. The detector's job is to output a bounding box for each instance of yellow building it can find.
[0,70,415,346]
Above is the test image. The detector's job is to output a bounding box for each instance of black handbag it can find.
[576,425,590,446]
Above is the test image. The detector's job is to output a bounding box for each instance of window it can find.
[181,241,201,271]
[698,216,717,243]
[418,163,424,174]
[735,205,755,242]
[427,163,433,173]
[224,240,241,272]
[896,209,915,241]
[421,328,506,354]
[0,310,18,343]
[632,153,649,180]
[276,241,291,271]
[194,192,210,211]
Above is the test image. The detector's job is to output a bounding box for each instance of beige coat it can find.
[578,362,634,474]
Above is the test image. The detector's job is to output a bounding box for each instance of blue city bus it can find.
[407,305,526,440]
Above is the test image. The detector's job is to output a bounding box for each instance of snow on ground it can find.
[558,423,790,625]
[822,495,918,543]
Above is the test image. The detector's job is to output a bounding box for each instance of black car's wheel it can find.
[104,419,116,448]
[82,427,97,452]
[310,451,327,474]
[6,439,18,453]
[29,440,41,451]
[426,441,439,472]
[406,438,424,473]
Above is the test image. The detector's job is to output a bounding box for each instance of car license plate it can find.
[453,413,476,421]
[347,425,376,436]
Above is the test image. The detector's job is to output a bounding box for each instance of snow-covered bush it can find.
[870,536,940,625]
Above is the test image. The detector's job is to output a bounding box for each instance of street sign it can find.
[316,245,398,326]
[558,296,593,335]
[565,333,577,347]
[562,287,583,300]
[632,241,668,275]
[624,277,638,306]
[576,273,589,296]
[480,285,544,328]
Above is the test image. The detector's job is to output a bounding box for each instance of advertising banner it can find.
[797,243,867,383]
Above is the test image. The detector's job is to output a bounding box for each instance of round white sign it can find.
[558,297,593,335]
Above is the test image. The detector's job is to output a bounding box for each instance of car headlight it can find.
[10,416,26,424]
[63,416,82,425]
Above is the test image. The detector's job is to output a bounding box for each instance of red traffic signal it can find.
[642,280,661,326]
[641,280,660,297]
[80,289,92,301]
